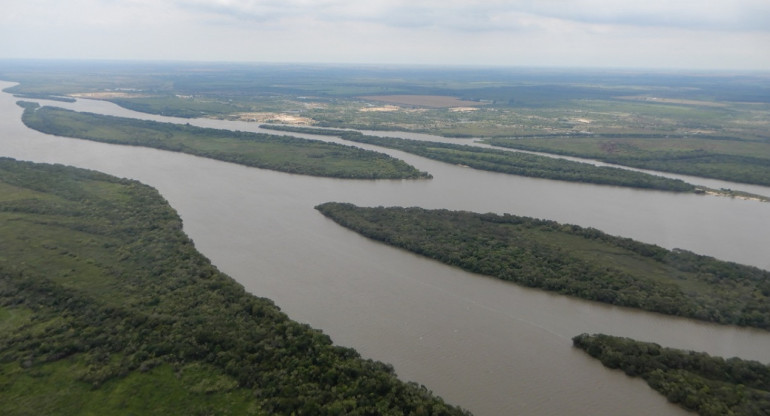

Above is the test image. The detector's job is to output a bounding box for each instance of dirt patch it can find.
[449,107,479,112]
[359,105,400,112]
[360,95,483,108]
[616,95,726,107]
[70,92,147,99]
[302,102,327,109]
[234,112,314,125]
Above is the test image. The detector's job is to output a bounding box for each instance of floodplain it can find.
[1,61,770,416]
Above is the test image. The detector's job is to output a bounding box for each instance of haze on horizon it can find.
[2,0,769,71]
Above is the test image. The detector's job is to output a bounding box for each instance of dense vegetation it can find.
[3,62,767,134]
[4,62,768,187]
[107,95,247,118]
[573,334,770,415]
[12,93,76,103]
[17,102,430,180]
[0,158,467,415]
[315,203,770,329]
[485,136,770,187]
[262,126,697,192]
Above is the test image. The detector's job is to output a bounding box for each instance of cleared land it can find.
[70,91,147,99]
[359,95,484,108]
[231,111,314,124]
[616,95,728,107]
[4,63,768,189]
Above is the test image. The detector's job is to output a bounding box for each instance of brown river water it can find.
[3,81,770,415]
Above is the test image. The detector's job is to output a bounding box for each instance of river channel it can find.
[3,81,770,415]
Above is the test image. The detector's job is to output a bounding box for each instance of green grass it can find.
[0,307,33,334]
[0,360,260,416]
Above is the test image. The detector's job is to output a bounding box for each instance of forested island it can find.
[0,158,467,415]
[573,334,770,416]
[315,203,770,329]
[485,136,770,187]
[4,63,770,415]
[4,62,768,191]
[262,125,697,192]
[17,102,430,180]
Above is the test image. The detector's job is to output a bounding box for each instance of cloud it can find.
[520,0,770,31]
[173,0,770,32]
[1,0,768,69]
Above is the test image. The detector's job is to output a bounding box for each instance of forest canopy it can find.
[315,203,770,330]
[573,333,770,416]
[17,102,430,180]
[262,125,698,192]
[0,158,466,415]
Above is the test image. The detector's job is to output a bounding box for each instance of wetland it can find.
[1,63,770,415]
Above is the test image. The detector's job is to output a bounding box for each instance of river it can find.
[3,81,770,415]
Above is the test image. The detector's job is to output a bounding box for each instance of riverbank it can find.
[0,157,467,415]
[261,125,698,193]
[4,79,765,416]
[18,102,430,180]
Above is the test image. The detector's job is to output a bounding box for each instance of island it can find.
[315,203,770,329]
[262,125,698,193]
[485,135,770,188]
[17,102,430,180]
[573,333,770,416]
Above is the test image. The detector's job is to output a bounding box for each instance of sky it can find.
[2,0,769,70]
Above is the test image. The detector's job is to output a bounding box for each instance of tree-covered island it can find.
[261,125,700,193]
[0,158,467,415]
[315,203,770,330]
[485,136,770,188]
[573,333,770,416]
[17,102,430,180]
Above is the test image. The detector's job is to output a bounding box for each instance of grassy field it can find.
[0,158,467,415]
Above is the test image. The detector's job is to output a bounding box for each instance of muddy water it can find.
[3,82,770,415]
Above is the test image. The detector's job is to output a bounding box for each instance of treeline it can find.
[485,137,770,187]
[261,125,696,192]
[573,334,770,416]
[0,158,467,415]
[315,203,770,329]
[12,93,76,103]
[17,102,430,180]
[493,133,749,141]
[107,95,246,118]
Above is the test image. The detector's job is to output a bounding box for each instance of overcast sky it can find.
[2,0,769,70]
